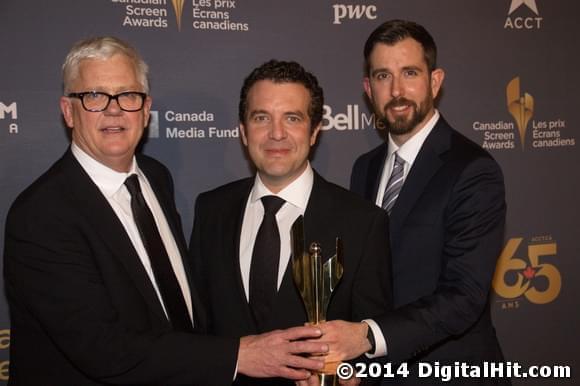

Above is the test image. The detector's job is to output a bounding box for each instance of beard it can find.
[376,95,433,136]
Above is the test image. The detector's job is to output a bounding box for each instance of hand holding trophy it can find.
[291,216,343,386]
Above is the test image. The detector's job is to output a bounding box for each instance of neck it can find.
[391,109,436,147]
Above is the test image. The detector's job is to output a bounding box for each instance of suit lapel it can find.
[139,158,206,327]
[60,151,168,324]
[389,119,452,233]
[271,173,328,326]
[230,180,258,329]
[365,144,388,201]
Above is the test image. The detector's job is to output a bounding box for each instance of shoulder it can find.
[195,177,253,207]
[137,153,171,178]
[6,153,81,231]
[353,142,387,167]
[436,119,503,176]
[314,174,383,216]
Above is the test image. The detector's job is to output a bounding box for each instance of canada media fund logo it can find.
[493,235,561,309]
[473,77,574,150]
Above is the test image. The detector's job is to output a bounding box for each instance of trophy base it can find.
[318,372,338,386]
[315,360,339,386]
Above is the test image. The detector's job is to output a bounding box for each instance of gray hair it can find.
[62,36,149,94]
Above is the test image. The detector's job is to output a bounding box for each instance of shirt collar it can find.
[71,142,138,198]
[387,109,440,166]
[250,162,314,211]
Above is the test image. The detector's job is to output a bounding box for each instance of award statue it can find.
[291,216,343,386]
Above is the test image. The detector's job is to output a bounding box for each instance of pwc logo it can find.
[493,236,561,307]
[332,4,377,25]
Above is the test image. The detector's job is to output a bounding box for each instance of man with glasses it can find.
[3,36,326,385]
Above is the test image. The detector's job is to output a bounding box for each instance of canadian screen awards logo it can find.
[172,0,184,30]
[113,0,249,31]
[472,77,573,150]
[493,235,561,309]
[505,0,542,29]
[0,101,18,134]
[506,77,533,150]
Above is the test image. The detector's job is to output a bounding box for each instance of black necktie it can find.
[124,174,193,332]
[249,195,285,331]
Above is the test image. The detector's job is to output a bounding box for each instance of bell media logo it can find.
[0,101,18,134]
[493,235,561,309]
[505,0,542,29]
[506,77,533,150]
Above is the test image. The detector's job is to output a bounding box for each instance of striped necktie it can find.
[381,152,405,215]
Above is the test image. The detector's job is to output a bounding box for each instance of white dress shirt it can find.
[375,110,440,207]
[239,163,314,301]
[71,143,193,324]
[366,110,440,358]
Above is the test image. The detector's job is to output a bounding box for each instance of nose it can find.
[269,118,287,140]
[104,96,123,114]
[390,75,402,98]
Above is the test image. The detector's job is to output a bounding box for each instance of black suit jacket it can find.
[3,150,238,386]
[189,171,393,385]
[351,117,507,372]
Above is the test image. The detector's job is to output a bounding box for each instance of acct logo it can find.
[472,77,574,150]
[504,0,542,29]
[493,235,561,309]
[332,4,377,25]
[1,101,19,134]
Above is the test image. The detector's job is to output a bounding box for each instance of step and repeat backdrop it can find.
[1,0,578,384]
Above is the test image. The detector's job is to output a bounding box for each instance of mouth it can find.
[100,126,126,133]
[264,148,290,157]
[386,98,415,114]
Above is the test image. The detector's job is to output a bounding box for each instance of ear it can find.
[310,123,321,146]
[60,96,74,128]
[363,77,373,100]
[142,95,152,127]
[240,123,248,146]
[430,68,445,99]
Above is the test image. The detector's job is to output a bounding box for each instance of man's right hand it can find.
[238,325,327,380]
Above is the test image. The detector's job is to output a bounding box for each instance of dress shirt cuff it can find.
[363,319,387,358]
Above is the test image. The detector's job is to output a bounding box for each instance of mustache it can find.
[384,97,416,111]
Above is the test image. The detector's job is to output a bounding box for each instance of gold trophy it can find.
[291,216,343,386]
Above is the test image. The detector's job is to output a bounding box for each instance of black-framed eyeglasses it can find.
[67,91,147,112]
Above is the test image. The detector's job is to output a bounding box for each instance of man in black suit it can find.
[316,20,508,385]
[3,37,327,385]
[189,60,392,385]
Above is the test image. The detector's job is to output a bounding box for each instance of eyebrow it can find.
[248,109,270,118]
[284,111,306,118]
[370,65,423,77]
